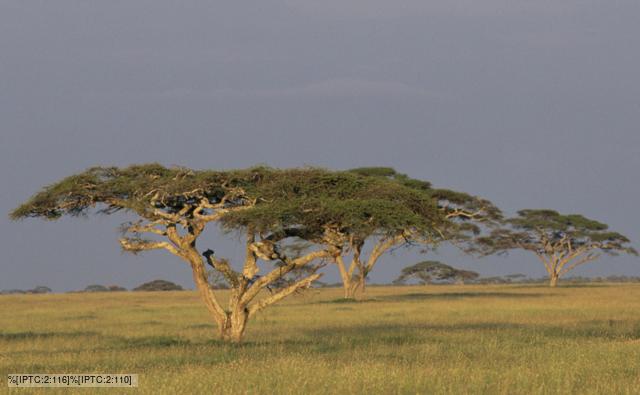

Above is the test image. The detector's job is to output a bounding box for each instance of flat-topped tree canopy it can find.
[349,167,501,218]
[348,167,432,192]
[10,163,269,221]
[220,170,445,243]
[345,167,502,245]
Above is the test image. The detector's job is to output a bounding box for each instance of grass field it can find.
[1,284,640,394]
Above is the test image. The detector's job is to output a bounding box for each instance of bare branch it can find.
[203,250,241,288]
[247,273,322,318]
[119,238,180,257]
[124,220,168,236]
[559,252,601,276]
[445,208,483,220]
[366,234,405,272]
[243,231,260,279]
[240,249,330,306]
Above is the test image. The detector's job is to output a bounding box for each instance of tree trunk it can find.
[549,273,559,287]
[186,252,249,342]
[341,277,365,300]
[343,279,356,299]
[356,273,366,296]
[220,308,248,343]
[334,256,357,299]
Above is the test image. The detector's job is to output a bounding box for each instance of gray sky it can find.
[1,1,638,291]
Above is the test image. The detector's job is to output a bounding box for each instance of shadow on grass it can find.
[385,292,549,301]
[539,319,640,341]
[187,323,215,329]
[0,331,99,341]
[110,335,191,348]
[551,283,611,288]
[7,319,639,372]
[318,298,382,304]
[60,314,97,321]
[316,292,549,305]
[297,318,640,350]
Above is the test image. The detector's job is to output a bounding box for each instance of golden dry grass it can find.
[2,284,640,394]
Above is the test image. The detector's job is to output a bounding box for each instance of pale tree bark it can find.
[331,234,407,299]
[198,239,329,343]
[333,252,360,299]
[549,273,559,288]
[533,243,602,288]
[119,198,329,343]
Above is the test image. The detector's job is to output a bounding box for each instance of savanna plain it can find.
[1,284,639,394]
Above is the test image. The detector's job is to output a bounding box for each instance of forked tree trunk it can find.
[357,272,366,295]
[342,279,355,299]
[549,273,559,287]
[339,270,368,299]
[186,253,250,342]
[335,256,358,299]
[220,308,249,343]
[342,280,362,300]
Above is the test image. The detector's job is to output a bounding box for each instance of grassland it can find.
[1,284,639,394]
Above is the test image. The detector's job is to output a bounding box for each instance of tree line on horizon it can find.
[10,164,637,342]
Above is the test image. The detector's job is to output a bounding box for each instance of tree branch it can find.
[559,252,601,276]
[203,251,241,288]
[366,234,405,273]
[119,238,181,257]
[534,252,552,275]
[247,273,322,318]
[240,249,330,306]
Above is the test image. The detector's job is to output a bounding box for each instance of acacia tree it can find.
[393,261,479,285]
[222,168,501,299]
[332,168,499,297]
[11,164,335,342]
[476,209,637,287]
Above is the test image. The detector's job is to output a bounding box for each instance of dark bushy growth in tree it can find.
[475,209,637,287]
[394,261,479,285]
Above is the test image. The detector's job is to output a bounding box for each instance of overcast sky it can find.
[1,1,638,291]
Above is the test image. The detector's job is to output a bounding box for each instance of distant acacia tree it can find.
[11,164,335,342]
[393,261,479,285]
[476,210,637,287]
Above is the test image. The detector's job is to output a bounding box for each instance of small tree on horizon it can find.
[393,261,479,285]
[475,209,637,287]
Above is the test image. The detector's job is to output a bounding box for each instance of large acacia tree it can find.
[222,167,501,299]
[476,209,637,287]
[11,164,337,342]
